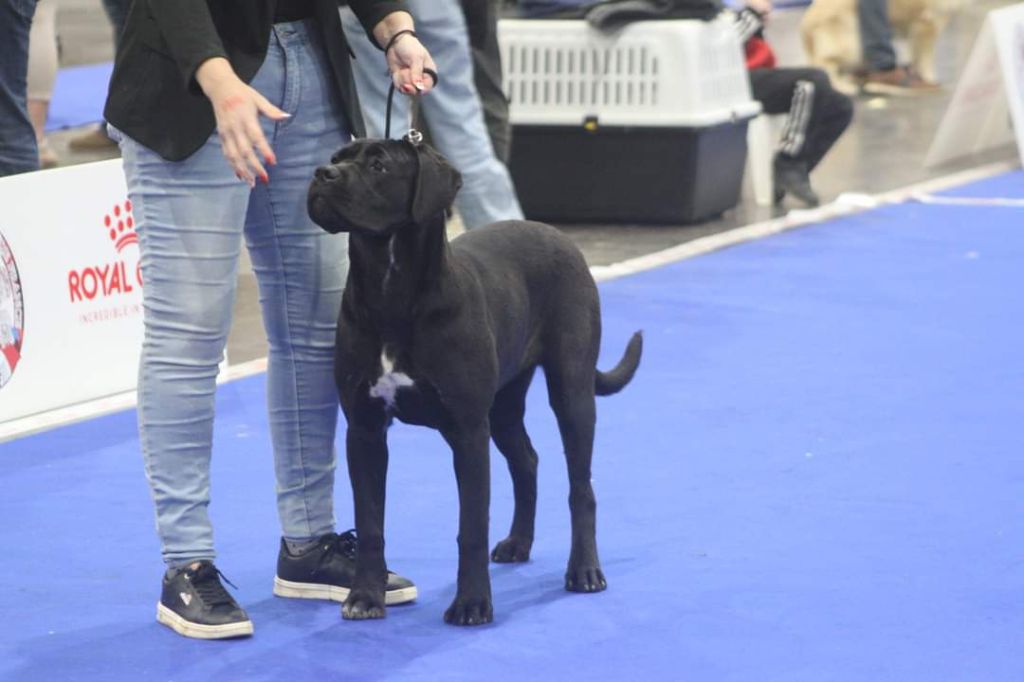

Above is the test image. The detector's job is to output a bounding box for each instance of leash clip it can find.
[404,129,424,146]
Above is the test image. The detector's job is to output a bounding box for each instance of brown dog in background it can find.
[800,0,967,94]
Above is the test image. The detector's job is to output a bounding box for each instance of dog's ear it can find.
[410,145,463,225]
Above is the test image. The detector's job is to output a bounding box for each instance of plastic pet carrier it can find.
[498,16,761,223]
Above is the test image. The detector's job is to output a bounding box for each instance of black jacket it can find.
[104,0,407,161]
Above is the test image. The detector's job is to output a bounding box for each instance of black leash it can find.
[384,67,438,141]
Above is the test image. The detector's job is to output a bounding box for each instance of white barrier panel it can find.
[926,3,1024,167]
[0,160,143,424]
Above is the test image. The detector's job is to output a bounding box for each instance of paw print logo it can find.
[105,200,137,254]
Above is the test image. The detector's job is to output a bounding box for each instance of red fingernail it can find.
[261,173,269,184]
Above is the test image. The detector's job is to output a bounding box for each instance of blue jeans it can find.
[113,21,350,567]
[341,0,523,230]
[0,0,38,177]
[858,0,897,72]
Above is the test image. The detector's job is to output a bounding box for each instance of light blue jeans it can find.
[341,0,523,230]
[113,21,350,567]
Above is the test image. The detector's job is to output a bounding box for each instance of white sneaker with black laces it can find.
[156,561,254,640]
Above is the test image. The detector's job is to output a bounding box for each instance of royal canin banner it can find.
[0,160,144,423]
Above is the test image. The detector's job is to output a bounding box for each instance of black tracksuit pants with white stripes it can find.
[749,67,854,171]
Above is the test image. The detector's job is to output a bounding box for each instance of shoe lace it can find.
[188,563,239,608]
[309,530,359,576]
[334,530,359,560]
[322,530,396,579]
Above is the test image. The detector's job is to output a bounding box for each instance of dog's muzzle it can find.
[314,165,343,183]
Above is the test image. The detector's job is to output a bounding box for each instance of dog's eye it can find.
[371,159,387,173]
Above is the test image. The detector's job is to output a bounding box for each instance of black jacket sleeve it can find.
[145,0,229,91]
[347,0,410,49]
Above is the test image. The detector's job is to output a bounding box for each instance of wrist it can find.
[196,57,238,98]
[373,11,415,50]
[383,29,417,56]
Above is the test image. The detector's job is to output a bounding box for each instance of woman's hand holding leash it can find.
[374,12,437,96]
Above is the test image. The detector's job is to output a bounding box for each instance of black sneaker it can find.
[273,530,417,605]
[774,155,820,208]
[156,561,254,639]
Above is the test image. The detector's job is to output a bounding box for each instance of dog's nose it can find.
[315,165,342,181]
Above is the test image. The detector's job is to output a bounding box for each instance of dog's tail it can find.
[595,331,643,397]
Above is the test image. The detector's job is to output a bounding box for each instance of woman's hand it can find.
[373,13,438,96]
[387,33,437,95]
[196,57,289,186]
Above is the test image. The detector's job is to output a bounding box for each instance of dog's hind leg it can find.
[490,368,539,564]
[544,358,606,593]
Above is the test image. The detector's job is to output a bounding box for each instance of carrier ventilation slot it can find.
[505,44,660,109]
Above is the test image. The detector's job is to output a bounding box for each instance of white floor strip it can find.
[2,160,1017,443]
[911,193,1024,207]
[592,160,1018,282]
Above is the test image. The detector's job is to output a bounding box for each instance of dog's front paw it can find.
[443,594,493,626]
[565,565,607,593]
[491,536,532,563]
[342,589,387,620]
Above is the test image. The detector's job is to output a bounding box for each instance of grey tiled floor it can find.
[42,0,1020,363]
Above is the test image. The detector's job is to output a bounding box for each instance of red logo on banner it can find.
[105,200,138,253]
[0,230,26,390]
[67,200,143,303]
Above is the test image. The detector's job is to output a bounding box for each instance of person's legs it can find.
[0,0,39,177]
[243,21,349,544]
[340,9,394,136]
[27,0,57,168]
[251,21,419,607]
[760,67,852,172]
[750,67,841,207]
[116,126,250,567]
[461,0,512,163]
[799,72,854,172]
[69,0,130,151]
[342,0,523,229]
[858,0,897,72]
[409,0,522,228]
[857,0,939,93]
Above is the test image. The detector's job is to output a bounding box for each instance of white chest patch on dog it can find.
[369,352,414,408]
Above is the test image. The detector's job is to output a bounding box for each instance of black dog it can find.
[307,138,642,626]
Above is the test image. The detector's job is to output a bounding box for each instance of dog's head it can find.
[307,138,462,237]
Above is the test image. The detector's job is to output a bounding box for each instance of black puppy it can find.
[307,138,642,626]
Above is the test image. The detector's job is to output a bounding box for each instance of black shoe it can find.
[156,561,254,639]
[273,530,418,606]
[774,155,820,208]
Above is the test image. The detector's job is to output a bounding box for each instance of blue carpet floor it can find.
[1,172,1022,681]
[46,62,112,133]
